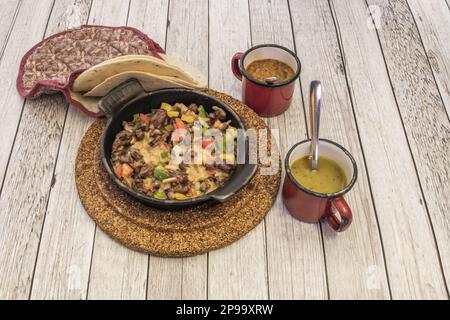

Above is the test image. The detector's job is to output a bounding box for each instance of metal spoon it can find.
[309,81,322,171]
[265,76,278,84]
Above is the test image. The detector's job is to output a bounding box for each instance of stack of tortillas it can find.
[17,25,207,116]
[70,54,207,111]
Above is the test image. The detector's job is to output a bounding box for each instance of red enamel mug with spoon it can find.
[282,139,358,232]
[231,44,301,117]
[282,81,358,232]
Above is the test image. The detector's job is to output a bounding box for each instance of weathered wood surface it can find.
[408,0,450,117]
[0,0,21,60]
[87,0,171,301]
[147,0,208,300]
[208,0,269,300]
[30,0,125,300]
[367,0,450,297]
[330,0,446,300]
[248,0,327,300]
[0,0,449,300]
[0,0,77,299]
[290,0,389,299]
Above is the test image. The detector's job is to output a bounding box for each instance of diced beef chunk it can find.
[138,164,155,178]
[212,106,227,121]
[113,130,132,148]
[135,129,145,141]
[172,185,189,194]
[176,172,189,184]
[150,109,168,127]
[119,153,132,164]
[179,162,187,171]
[200,182,208,192]
[167,190,175,200]
[129,148,143,161]
[139,121,150,132]
[188,103,198,113]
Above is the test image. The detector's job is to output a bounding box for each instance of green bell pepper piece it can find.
[153,167,169,181]
[153,189,167,200]
[198,105,207,118]
[160,152,169,159]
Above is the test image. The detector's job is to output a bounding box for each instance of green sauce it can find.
[290,155,347,194]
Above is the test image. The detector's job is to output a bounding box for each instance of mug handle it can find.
[323,197,352,232]
[231,52,244,81]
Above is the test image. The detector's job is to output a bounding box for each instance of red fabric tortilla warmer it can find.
[16,25,165,117]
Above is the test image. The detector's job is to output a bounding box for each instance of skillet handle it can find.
[98,79,145,117]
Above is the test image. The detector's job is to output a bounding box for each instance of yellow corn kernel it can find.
[167,110,180,118]
[181,114,195,123]
[174,193,188,200]
[160,102,173,111]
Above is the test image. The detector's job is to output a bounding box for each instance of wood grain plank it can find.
[0,0,54,195]
[146,0,208,300]
[290,0,390,299]
[407,0,450,117]
[147,258,182,299]
[330,0,447,299]
[208,0,269,300]
[30,0,130,300]
[0,0,21,61]
[87,230,148,300]
[86,0,171,300]
[0,97,66,300]
[248,0,328,299]
[128,0,168,47]
[0,0,78,300]
[147,255,207,300]
[367,0,450,296]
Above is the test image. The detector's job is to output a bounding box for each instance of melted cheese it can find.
[133,140,164,165]
[186,165,210,182]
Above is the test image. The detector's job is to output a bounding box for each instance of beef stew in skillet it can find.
[111,102,238,200]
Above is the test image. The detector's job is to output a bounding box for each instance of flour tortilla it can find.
[73,55,206,92]
[160,53,207,89]
[84,71,203,97]
[69,90,100,113]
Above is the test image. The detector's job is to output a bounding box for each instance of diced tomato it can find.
[175,118,185,129]
[143,183,153,191]
[121,164,134,177]
[201,139,213,149]
[207,170,216,177]
[139,113,151,122]
[186,188,195,197]
[114,165,123,178]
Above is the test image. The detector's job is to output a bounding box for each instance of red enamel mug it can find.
[231,44,301,117]
[282,139,358,232]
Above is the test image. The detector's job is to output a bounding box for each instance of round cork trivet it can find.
[75,89,281,257]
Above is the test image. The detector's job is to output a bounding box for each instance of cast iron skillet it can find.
[98,79,257,210]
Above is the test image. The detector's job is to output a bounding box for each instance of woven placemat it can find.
[75,89,281,257]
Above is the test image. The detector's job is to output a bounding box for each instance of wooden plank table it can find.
[0,0,448,300]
